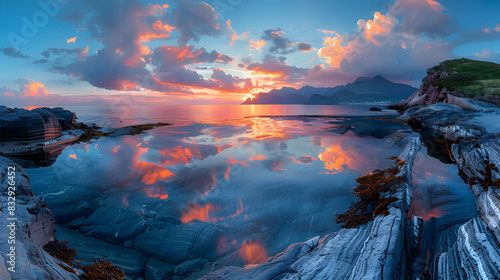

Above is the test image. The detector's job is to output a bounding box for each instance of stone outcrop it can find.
[200,138,422,280]
[0,156,79,279]
[393,93,500,278]
[0,106,78,142]
[436,218,500,279]
[41,107,76,129]
[0,106,62,141]
[388,61,500,112]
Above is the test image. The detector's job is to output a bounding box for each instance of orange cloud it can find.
[249,39,266,50]
[66,37,76,43]
[357,11,396,45]
[318,33,346,68]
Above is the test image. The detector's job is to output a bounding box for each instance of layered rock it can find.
[392,87,500,278]
[0,106,62,141]
[133,222,223,264]
[388,59,500,111]
[436,218,500,279]
[451,137,500,244]
[79,197,149,244]
[41,107,76,129]
[0,156,79,279]
[201,138,422,280]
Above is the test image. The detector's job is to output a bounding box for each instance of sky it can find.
[0,0,500,106]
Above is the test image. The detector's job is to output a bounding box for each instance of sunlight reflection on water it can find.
[26,105,414,266]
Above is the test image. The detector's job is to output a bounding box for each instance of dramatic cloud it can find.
[46,0,248,95]
[170,0,233,46]
[261,29,295,54]
[0,47,28,58]
[315,0,476,81]
[66,37,77,43]
[389,0,458,38]
[297,42,312,52]
[7,79,50,97]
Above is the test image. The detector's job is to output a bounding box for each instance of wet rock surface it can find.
[201,138,422,280]
[436,218,500,279]
[395,86,500,279]
[0,156,79,279]
[79,198,149,244]
[133,222,223,264]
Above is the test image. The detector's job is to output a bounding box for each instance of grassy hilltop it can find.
[431,58,500,96]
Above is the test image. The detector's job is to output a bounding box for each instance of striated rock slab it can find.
[452,137,500,186]
[201,138,422,280]
[145,258,176,280]
[42,107,76,128]
[0,156,79,279]
[477,188,500,244]
[79,198,149,244]
[0,106,64,142]
[133,221,223,264]
[436,218,500,280]
[34,184,100,224]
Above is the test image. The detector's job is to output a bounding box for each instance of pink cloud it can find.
[66,37,76,43]
[249,39,266,50]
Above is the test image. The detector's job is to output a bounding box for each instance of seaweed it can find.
[79,259,125,280]
[43,239,77,266]
[43,239,124,279]
[464,153,500,191]
[335,159,406,228]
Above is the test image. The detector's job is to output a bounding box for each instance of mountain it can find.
[242,85,343,104]
[241,75,417,105]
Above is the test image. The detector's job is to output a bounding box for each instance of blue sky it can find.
[0,0,499,105]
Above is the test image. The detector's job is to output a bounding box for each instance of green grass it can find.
[431,58,500,96]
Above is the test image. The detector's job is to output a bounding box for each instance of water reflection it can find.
[26,114,410,267]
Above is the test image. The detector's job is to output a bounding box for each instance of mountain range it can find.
[242,75,417,105]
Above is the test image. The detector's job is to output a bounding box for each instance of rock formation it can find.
[0,156,79,279]
[389,59,500,111]
[388,59,500,279]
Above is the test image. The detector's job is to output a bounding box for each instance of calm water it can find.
[62,104,399,127]
[27,104,427,268]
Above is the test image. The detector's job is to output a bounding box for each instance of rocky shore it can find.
[1,59,500,279]
[0,106,169,168]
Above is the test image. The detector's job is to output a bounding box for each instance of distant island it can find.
[242,75,418,105]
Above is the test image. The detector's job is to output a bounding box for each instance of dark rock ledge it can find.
[0,106,170,167]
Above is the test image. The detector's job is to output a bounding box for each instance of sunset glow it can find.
[1,0,498,106]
